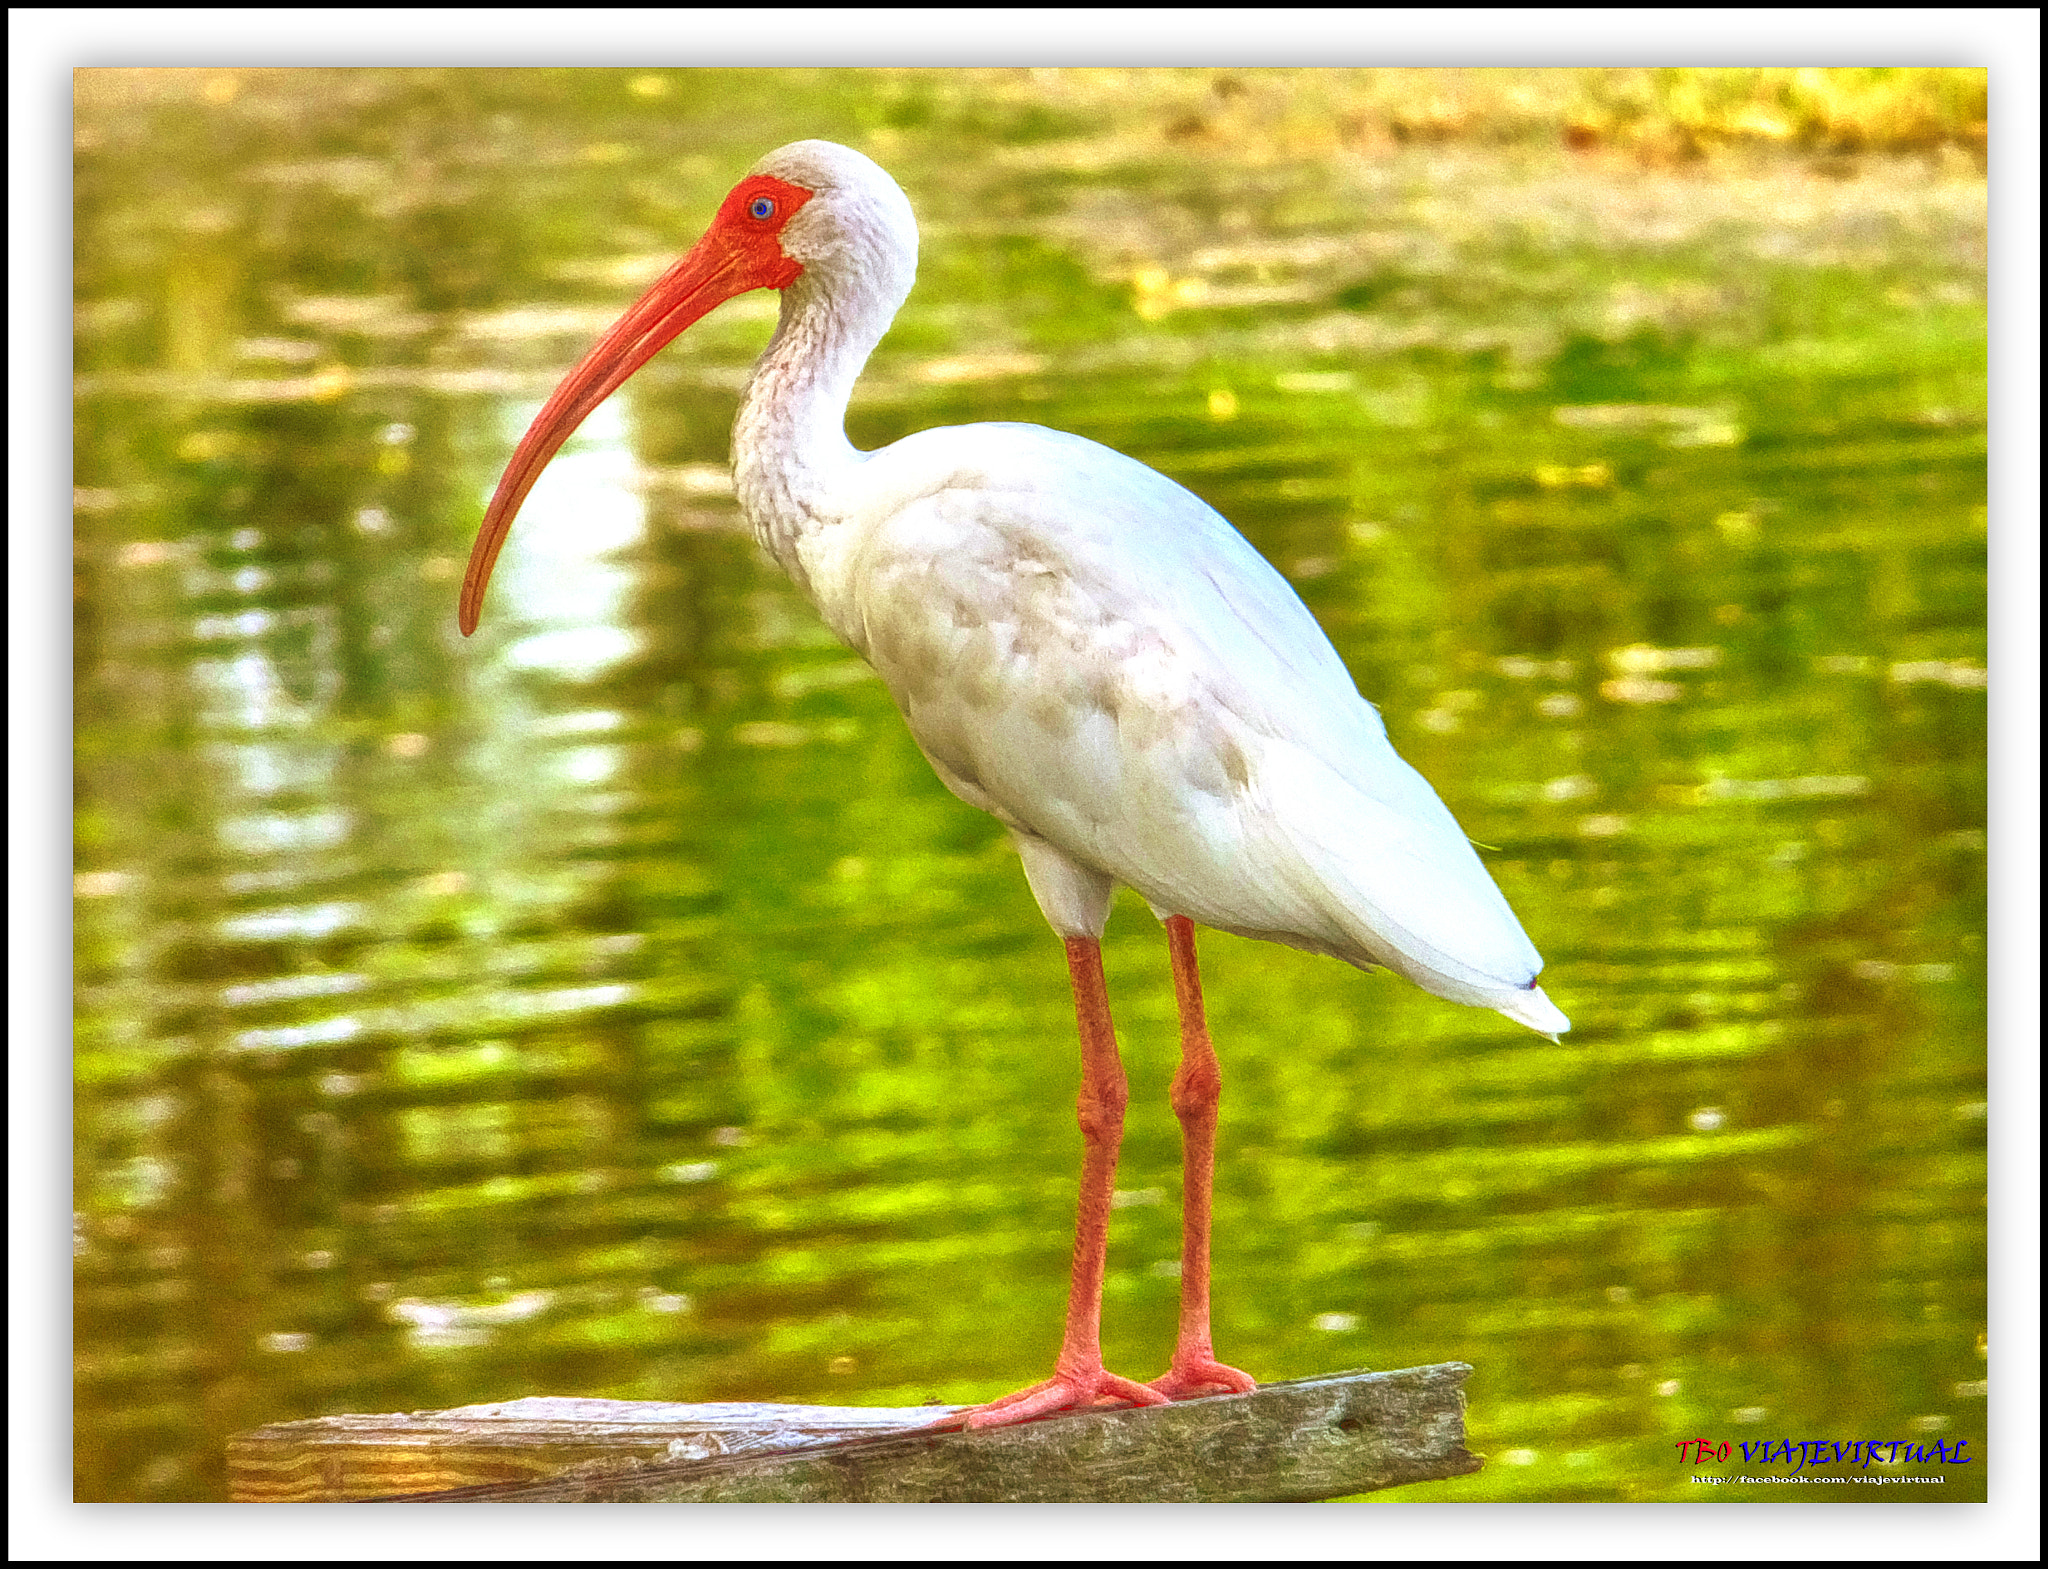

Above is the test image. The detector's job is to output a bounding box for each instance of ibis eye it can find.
[749,196,775,221]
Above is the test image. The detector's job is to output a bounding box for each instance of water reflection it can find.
[76,69,1984,1503]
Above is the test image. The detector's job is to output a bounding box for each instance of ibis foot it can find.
[1150,1357,1257,1401]
[934,1367,1170,1431]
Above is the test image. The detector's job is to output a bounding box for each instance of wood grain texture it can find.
[228,1364,1480,1503]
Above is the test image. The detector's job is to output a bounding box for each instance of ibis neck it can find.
[733,274,892,588]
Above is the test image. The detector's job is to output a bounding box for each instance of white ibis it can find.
[460,140,1568,1429]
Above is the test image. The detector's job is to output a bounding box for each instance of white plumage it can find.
[723,141,1566,1037]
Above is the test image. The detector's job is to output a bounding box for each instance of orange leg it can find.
[950,936,1168,1430]
[1150,916,1257,1400]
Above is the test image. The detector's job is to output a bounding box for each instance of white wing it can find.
[808,422,1565,1034]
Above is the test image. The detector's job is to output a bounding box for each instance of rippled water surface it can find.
[74,69,1987,1502]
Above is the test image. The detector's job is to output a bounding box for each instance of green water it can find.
[74,69,1986,1502]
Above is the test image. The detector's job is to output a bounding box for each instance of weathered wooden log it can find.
[228,1364,1480,1503]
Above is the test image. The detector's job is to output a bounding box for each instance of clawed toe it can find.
[945,1368,1169,1431]
[1149,1358,1257,1400]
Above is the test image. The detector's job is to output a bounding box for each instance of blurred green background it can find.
[73,67,1986,1502]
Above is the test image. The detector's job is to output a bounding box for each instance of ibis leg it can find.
[1150,916,1257,1400]
[954,936,1168,1430]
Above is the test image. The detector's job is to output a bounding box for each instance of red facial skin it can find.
[460,174,812,635]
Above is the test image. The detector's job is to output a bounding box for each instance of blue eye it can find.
[749,196,775,220]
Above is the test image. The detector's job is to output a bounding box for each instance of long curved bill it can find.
[459,231,772,636]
